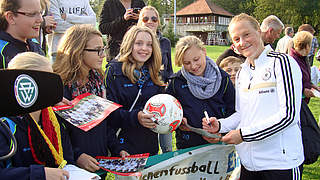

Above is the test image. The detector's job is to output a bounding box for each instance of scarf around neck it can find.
[181,56,222,99]
[69,69,105,99]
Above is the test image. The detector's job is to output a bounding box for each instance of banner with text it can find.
[116,144,239,180]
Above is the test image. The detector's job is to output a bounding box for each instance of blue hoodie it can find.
[166,67,235,149]
[0,114,74,180]
[105,61,164,156]
[0,31,44,69]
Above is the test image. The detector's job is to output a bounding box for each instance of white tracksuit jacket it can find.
[219,48,304,171]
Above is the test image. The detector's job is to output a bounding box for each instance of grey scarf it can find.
[181,57,222,99]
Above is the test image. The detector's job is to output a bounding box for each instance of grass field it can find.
[104,45,320,180]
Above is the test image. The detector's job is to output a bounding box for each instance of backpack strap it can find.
[0,117,16,168]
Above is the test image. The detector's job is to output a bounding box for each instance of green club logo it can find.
[14,74,38,108]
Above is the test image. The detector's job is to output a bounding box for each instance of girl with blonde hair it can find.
[105,25,164,156]
[166,35,235,150]
[0,52,74,180]
[53,24,128,173]
[137,6,174,153]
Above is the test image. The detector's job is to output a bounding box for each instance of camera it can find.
[133,8,140,14]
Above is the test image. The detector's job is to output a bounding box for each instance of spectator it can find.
[219,56,243,85]
[99,0,145,60]
[275,26,294,53]
[289,31,320,104]
[203,13,304,180]
[38,0,56,55]
[48,0,96,62]
[53,24,129,173]
[137,5,173,153]
[216,44,246,66]
[0,52,74,180]
[0,0,44,69]
[166,35,235,150]
[105,26,164,156]
[298,24,318,66]
[260,15,284,50]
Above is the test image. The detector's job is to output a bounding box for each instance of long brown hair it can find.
[119,25,163,86]
[53,24,104,87]
[0,0,21,31]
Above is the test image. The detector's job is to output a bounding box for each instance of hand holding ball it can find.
[143,94,183,134]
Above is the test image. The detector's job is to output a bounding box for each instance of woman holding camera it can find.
[99,0,145,60]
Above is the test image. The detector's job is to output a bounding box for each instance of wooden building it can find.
[173,0,233,45]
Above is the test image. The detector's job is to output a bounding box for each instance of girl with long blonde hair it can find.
[105,25,164,156]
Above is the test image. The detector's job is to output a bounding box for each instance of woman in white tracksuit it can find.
[203,13,304,180]
[48,0,96,62]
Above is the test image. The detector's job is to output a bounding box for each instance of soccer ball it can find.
[143,94,183,134]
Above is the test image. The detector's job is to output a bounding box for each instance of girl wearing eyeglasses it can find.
[53,24,129,174]
[137,6,173,153]
[0,0,45,69]
[105,25,164,156]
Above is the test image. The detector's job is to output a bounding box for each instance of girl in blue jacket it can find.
[137,6,174,153]
[105,26,164,156]
[53,24,128,173]
[166,36,235,149]
[0,52,74,180]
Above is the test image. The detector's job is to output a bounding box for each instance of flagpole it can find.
[174,0,176,35]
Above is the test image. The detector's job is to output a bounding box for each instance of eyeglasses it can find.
[84,46,106,57]
[14,11,43,18]
[142,16,158,23]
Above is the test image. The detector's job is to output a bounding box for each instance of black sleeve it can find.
[98,0,129,35]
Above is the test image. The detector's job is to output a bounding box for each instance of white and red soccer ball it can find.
[143,94,183,134]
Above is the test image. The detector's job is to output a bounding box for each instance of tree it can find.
[89,0,105,18]
[253,0,320,34]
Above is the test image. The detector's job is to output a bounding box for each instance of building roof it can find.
[176,0,233,17]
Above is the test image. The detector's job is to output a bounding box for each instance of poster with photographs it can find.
[96,153,149,176]
[53,93,122,131]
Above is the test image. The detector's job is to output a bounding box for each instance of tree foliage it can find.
[89,0,320,35]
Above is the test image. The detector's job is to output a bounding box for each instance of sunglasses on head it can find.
[142,16,158,23]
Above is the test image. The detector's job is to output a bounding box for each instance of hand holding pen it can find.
[202,111,220,134]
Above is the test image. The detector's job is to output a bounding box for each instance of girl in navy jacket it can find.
[53,24,128,173]
[105,26,164,156]
[166,36,235,149]
[137,6,174,153]
[0,52,74,180]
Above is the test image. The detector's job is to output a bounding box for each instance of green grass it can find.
[104,46,320,180]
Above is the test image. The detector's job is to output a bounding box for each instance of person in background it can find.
[275,26,294,53]
[105,26,164,156]
[298,24,318,66]
[0,0,44,69]
[48,0,96,62]
[219,56,242,85]
[137,5,173,153]
[289,31,320,104]
[38,0,56,55]
[53,24,129,173]
[0,52,74,180]
[216,44,246,66]
[166,35,235,150]
[260,15,284,50]
[99,0,145,60]
[203,13,303,180]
